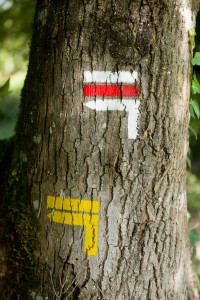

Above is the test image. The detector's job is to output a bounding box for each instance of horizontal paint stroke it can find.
[47,196,100,256]
[84,71,138,84]
[47,196,99,213]
[83,84,139,97]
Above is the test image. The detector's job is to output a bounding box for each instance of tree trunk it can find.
[2,0,200,299]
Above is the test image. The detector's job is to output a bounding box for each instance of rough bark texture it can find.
[2,0,200,299]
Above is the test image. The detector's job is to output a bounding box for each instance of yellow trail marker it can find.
[47,196,100,256]
[47,195,99,213]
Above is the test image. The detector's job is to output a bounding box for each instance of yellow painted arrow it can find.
[47,196,100,256]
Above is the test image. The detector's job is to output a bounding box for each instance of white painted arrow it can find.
[84,99,140,139]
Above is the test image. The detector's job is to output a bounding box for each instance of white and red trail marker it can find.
[83,71,140,139]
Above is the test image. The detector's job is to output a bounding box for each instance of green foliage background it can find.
[0,0,35,139]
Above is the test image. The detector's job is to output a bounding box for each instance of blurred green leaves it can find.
[0,0,35,139]
[0,0,35,73]
[191,73,200,95]
[190,98,200,120]
[0,79,10,97]
[192,52,200,66]
[189,228,200,262]
[189,226,200,291]
[0,77,19,139]
[187,172,200,210]
[189,54,200,143]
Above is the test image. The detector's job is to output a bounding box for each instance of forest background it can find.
[1,0,200,292]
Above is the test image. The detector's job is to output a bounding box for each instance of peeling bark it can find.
[2,0,200,299]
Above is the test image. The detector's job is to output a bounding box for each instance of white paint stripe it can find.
[118,71,138,83]
[84,99,140,139]
[83,71,138,84]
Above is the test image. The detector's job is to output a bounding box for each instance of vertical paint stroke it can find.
[84,99,140,139]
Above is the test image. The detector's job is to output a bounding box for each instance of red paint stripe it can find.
[84,85,139,97]
[121,85,139,97]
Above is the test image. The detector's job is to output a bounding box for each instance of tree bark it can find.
[2,0,200,299]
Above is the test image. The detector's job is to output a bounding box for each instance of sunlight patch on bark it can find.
[179,192,187,210]
[174,264,183,294]
[178,0,195,31]
[30,291,44,300]
[33,134,41,144]
[174,73,189,123]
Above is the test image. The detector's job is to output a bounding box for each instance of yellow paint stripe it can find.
[47,211,98,225]
[47,196,99,213]
[48,211,98,256]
